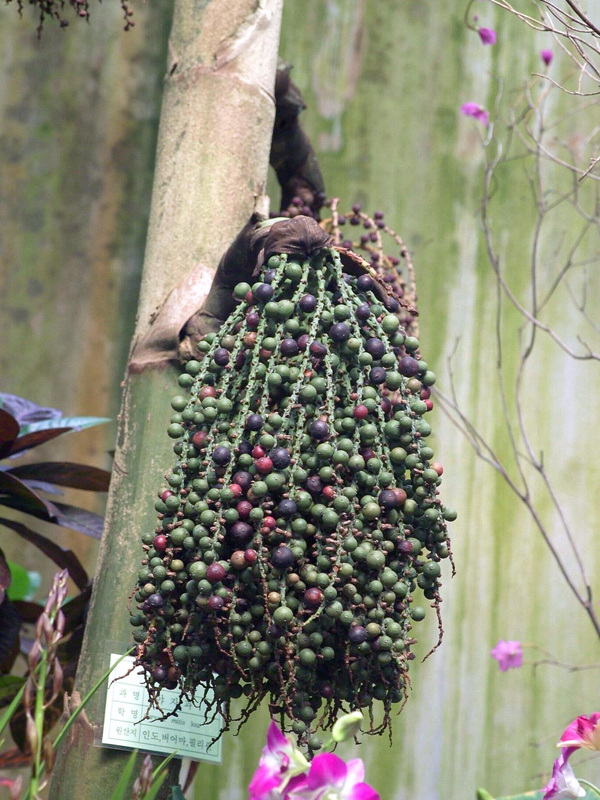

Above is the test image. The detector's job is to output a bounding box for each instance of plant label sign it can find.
[101,653,223,763]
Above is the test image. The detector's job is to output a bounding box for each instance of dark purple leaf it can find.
[0,548,10,604]
[51,502,105,539]
[8,462,111,492]
[0,598,20,665]
[0,410,20,459]
[6,427,72,458]
[0,518,88,589]
[0,393,62,426]
[10,600,43,624]
[0,472,54,516]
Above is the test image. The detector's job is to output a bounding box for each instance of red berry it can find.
[263,516,277,530]
[206,563,226,583]
[244,549,257,565]
[420,387,431,400]
[236,500,252,518]
[431,462,444,476]
[255,457,273,474]
[381,397,392,413]
[322,486,335,500]
[192,431,208,448]
[229,483,243,498]
[160,490,174,501]
[252,445,266,459]
[153,534,167,551]
[393,488,408,504]
[304,588,323,607]
[245,290,254,303]
[198,386,217,400]
[354,405,369,420]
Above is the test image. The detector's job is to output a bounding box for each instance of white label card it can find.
[101,653,223,763]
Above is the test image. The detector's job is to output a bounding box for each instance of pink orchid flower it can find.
[559,713,600,753]
[478,27,497,45]
[249,721,310,800]
[543,752,585,800]
[289,753,379,800]
[490,640,522,671]
[541,49,554,66]
[460,102,490,127]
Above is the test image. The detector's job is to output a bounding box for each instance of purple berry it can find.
[254,283,274,303]
[398,356,419,377]
[146,593,164,609]
[212,445,231,465]
[237,440,252,456]
[329,322,351,342]
[229,521,254,546]
[245,413,264,431]
[299,294,317,313]
[213,348,230,366]
[263,269,276,283]
[356,303,371,322]
[379,489,399,510]
[297,334,309,350]
[270,546,295,569]
[309,420,329,440]
[277,499,297,517]
[357,274,374,292]
[280,338,299,357]
[271,448,291,469]
[232,471,252,491]
[365,338,385,360]
[348,625,367,644]
[306,476,323,494]
[369,367,387,385]
[310,341,327,358]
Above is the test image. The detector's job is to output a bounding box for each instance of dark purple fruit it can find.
[398,356,419,377]
[237,440,252,456]
[304,588,323,607]
[152,666,168,682]
[263,269,276,283]
[329,322,351,342]
[280,338,300,357]
[208,595,225,610]
[306,475,323,494]
[146,593,164,609]
[310,341,327,358]
[379,490,399,510]
[357,274,374,292]
[213,348,230,366]
[277,499,297,517]
[309,420,329,440]
[369,367,387,385]
[229,521,254,546]
[299,294,317,312]
[245,414,264,431]
[212,446,231,465]
[232,471,252,491]
[297,334,309,350]
[270,448,291,469]
[254,283,274,303]
[270,546,295,569]
[348,625,367,643]
[356,303,371,321]
[365,338,385,359]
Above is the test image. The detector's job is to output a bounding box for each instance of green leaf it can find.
[108,749,139,800]
[141,772,168,800]
[0,676,27,736]
[6,560,37,600]
[171,787,186,800]
[17,416,110,437]
[477,789,495,800]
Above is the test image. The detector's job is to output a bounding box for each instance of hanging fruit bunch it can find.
[129,216,456,747]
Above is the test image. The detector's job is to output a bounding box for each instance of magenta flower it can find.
[490,640,523,671]
[478,27,497,45]
[543,752,585,800]
[541,49,554,66]
[559,713,600,753]
[289,753,379,800]
[249,721,310,800]
[460,102,490,126]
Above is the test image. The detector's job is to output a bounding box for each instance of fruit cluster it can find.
[130,242,455,746]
